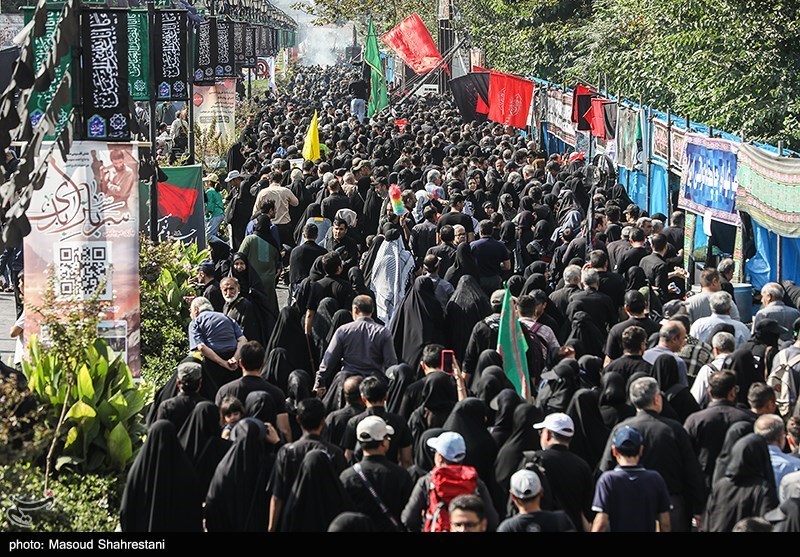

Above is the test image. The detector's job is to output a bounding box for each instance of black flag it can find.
[154,10,189,100]
[216,19,235,78]
[81,9,130,140]
[193,16,218,85]
[233,22,246,68]
[243,25,256,68]
[449,72,489,123]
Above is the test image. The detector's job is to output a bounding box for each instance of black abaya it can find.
[386,363,417,415]
[443,397,498,485]
[120,420,203,532]
[205,419,274,532]
[178,402,231,498]
[490,388,522,448]
[494,403,543,494]
[444,241,480,287]
[391,276,446,369]
[565,388,610,471]
[280,449,353,532]
[444,275,493,361]
[265,305,314,374]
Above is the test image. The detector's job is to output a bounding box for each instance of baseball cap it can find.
[225,170,241,182]
[426,431,466,462]
[661,299,686,319]
[356,416,395,443]
[533,413,575,437]
[177,356,202,383]
[490,289,506,306]
[509,469,542,499]
[612,426,643,451]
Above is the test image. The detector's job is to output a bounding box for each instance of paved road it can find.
[0,291,17,365]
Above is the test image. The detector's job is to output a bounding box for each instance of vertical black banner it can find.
[233,21,245,69]
[265,25,274,55]
[257,25,266,57]
[271,28,279,54]
[193,16,218,85]
[216,19,236,78]
[243,25,256,67]
[81,9,130,140]
[154,10,189,100]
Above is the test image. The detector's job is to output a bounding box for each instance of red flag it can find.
[572,85,592,123]
[487,71,534,129]
[588,97,609,138]
[158,181,199,222]
[381,13,442,74]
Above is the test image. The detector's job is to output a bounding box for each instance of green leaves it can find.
[106,423,133,471]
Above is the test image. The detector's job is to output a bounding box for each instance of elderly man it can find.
[189,296,247,394]
[221,276,264,346]
[643,320,689,386]
[753,283,800,342]
[756,414,800,489]
[690,291,751,346]
[686,268,741,322]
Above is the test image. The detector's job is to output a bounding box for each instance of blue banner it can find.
[677,133,739,225]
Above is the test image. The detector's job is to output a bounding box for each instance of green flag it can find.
[496,287,532,402]
[364,17,388,118]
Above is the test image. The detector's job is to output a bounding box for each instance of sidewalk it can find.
[0,291,17,365]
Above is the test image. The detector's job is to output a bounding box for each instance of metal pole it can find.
[148,0,159,243]
[777,140,784,281]
[666,109,672,216]
[645,104,652,214]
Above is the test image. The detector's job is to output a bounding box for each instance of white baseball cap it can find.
[356,416,395,443]
[510,469,542,499]
[533,413,575,437]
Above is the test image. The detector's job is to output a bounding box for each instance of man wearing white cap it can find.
[497,469,576,532]
[517,413,595,531]
[339,416,413,532]
[401,431,499,532]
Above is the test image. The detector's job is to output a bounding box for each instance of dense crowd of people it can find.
[123,64,800,533]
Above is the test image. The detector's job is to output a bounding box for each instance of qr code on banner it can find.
[55,242,112,300]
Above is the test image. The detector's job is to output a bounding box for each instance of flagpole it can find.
[148,0,160,243]
[392,36,468,109]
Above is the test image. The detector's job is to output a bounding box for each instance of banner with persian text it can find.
[154,10,189,101]
[24,142,141,374]
[678,134,740,225]
[193,78,236,143]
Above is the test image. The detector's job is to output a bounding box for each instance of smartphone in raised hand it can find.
[441,350,456,375]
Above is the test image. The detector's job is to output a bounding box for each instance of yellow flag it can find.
[302,110,320,161]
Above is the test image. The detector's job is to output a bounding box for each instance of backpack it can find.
[424,465,479,532]
[767,351,800,418]
[522,321,547,382]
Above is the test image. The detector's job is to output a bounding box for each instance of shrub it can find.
[0,462,124,532]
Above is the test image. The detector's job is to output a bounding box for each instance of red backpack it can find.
[423,465,479,532]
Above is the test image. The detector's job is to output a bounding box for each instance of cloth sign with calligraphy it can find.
[154,10,188,101]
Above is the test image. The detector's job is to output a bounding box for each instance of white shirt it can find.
[690,353,728,406]
[689,313,751,346]
[13,310,24,365]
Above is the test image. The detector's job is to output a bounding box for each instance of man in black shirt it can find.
[324,217,361,272]
[615,227,649,276]
[342,376,413,468]
[549,264,581,318]
[156,356,207,430]
[339,416,414,531]
[289,223,327,289]
[604,291,661,364]
[591,249,626,312]
[269,398,348,532]
[639,233,674,301]
[321,177,351,221]
[436,192,474,242]
[522,413,594,531]
[214,341,291,441]
[323,375,365,448]
[427,225,458,278]
[197,261,225,312]
[662,211,684,251]
[410,205,439,265]
[602,325,653,380]
[471,219,511,296]
[348,78,369,123]
[497,469,576,532]
[565,268,618,340]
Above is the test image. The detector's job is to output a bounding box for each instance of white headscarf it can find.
[369,232,415,326]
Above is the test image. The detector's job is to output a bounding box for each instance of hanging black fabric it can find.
[216,18,236,78]
[154,10,189,100]
[449,72,489,123]
[81,9,130,140]
[265,25,275,55]
[193,16,218,85]
[243,25,256,68]
[233,21,246,68]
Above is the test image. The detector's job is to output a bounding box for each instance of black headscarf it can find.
[120,420,203,532]
[494,403,543,494]
[444,241,480,286]
[475,365,515,420]
[490,388,522,448]
[409,427,445,484]
[521,273,548,296]
[178,402,231,498]
[723,348,763,406]
[280,449,353,532]
[359,234,385,287]
[507,274,525,298]
[328,512,378,532]
[537,359,581,415]
[609,184,634,210]
[262,347,293,395]
[266,305,313,374]
[703,434,778,532]
[391,276,445,369]
[348,266,376,302]
[712,421,755,487]
[443,397,498,484]
[294,202,323,243]
[578,355,603,388]
[245,391,278,430]
[386,363,417,415]
[566,311,606,358]
[204,418,274,532]
[565,388,610,471]
[230,252,251,295]
[474,349,504,387]
[598,371,636,429]
[255,212,281,253]
[444,275,493,361]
